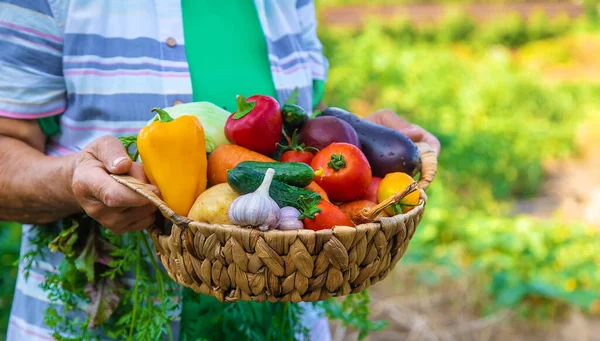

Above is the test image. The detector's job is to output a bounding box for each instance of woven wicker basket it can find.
[111,142,437,303]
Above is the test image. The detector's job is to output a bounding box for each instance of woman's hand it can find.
[364,109,441,156]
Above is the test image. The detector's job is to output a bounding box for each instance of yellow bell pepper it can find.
[377,172,420,216]
[137,108,207,216]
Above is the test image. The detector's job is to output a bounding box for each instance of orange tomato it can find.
[377,172,420,216]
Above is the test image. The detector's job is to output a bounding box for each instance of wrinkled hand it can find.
[364,109,441,156]
[71,136,158,234]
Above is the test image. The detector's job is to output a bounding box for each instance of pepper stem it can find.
[361,182,419,221]
[327,154,347,171]
[151,108,174,123]
[233,95,256,119]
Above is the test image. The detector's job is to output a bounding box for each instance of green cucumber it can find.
[227,167,320,212]
[236,161,314,187]
[282,104,308,136]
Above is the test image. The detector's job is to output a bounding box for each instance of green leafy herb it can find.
[318,291,388,340]
[48,219,79,257]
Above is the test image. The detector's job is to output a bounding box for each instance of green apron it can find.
[180,1,324,340]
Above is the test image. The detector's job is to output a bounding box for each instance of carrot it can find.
[339,200,388,225]
[305,181,330,203]
[208,144,274,185]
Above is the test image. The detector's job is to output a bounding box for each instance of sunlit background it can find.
[2,0,600,340]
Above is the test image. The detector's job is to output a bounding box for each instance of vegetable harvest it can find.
[319,107,422,177]
[311,142,372,202]
[225,94,282,156]
[208,144,274,185]
[281,103,309,136]
[32,89,437,341]
[342,181,419,225]
[299,198,354,231]
[236,161,315,187]
[279,130,319,165]
[378,172,421,215]
[227,166,321,213]
[148,101,230,153]
[229,168,281,231]
[137,108,207,216]
[187,183,240,225]
[298,116,360,151]
[278,207,304,230]
[127,95,431,232]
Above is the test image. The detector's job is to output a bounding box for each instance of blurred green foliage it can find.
[0,222,21,339]
[320,11,600,319]
[321,9,577,48]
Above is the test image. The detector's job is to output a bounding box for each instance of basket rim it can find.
[148,189,427,239]
[109,173,428,237]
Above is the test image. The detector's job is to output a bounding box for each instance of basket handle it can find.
[109,174,192,227]
[415,142,438,191]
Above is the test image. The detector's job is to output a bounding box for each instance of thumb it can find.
[86,135,132,174]
[402,125,425,143]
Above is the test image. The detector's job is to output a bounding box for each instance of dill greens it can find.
[19,213,178,340]
[21,216,383,340]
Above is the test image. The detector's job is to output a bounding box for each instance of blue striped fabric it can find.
[1,0,331,340]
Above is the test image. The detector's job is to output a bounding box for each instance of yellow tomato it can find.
[377,172,420,216]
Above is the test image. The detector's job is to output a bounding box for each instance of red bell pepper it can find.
[225,94,282,156]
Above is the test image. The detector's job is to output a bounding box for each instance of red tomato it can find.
[281,150,314,165]
[310,143,372,202]
[362,177,382,203]
[302,200,354,231]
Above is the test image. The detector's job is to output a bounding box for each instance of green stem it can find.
[127,242,141,341]
[296,195,322,220]
[151,108,174,123]
[290,130,299,147]
[140,232,174,341]
[327,154,347,171]
[81,317,90,339]
[281,303,288,338]
[232,95,256,119]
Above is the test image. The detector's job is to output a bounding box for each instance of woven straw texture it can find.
[111,142,437,303]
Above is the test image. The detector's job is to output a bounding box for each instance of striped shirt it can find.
[0,0,330,340]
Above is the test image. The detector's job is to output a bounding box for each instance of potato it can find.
[187,183,240,224]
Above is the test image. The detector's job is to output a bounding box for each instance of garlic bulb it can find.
[228,168,280,231]
[278,207,304,230]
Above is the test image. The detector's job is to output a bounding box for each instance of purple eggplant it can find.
[319,107,421,177]
[297,116,360,151]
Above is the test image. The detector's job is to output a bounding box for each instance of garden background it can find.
[2,0,600,340]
